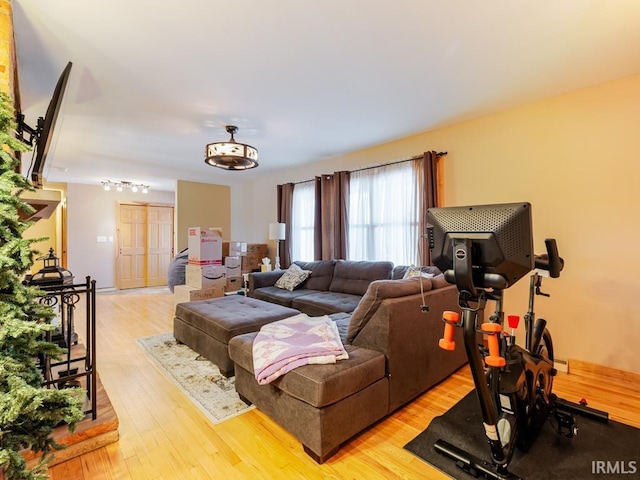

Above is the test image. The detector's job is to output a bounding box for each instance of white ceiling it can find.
[13,1,640,192]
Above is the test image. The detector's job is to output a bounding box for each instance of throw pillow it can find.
[402,265,435,279]
[274,263,312,291]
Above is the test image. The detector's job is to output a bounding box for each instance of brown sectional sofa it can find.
[229,265,467,463]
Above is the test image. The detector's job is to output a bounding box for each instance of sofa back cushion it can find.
[329,260,394,296]
[347,277,432,343]
[293,260,336,291]
[391,265,441,280]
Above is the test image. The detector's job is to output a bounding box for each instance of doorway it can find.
[116,203,174,290]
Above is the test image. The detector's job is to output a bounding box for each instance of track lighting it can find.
[101,180,150,193]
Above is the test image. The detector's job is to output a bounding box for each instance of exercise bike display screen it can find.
[427,202,533,289]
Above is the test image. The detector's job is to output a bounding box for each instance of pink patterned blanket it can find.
[252,314,349,385]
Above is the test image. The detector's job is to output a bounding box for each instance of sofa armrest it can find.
[248,270,286,290]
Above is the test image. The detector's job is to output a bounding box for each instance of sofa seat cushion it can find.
[329,260,394,295]
[174,295,299,344]
[328,312,352,344]
[229,332,386,408]
[251,286,322,308]
[291,291,362,316]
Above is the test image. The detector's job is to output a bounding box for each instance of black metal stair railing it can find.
[37,276,98,421]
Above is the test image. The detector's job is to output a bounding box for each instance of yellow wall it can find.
[23,183,67,272]
[176,180,231,251]
[326,74,640,372]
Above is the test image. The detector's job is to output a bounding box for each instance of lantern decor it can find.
[27,248,78,348]
[29,247,74,286]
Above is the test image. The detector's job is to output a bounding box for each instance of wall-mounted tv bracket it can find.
[16,112,44,147]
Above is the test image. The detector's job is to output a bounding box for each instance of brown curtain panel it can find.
[277,183,294,268]
[314,171,349,260]
[421,151,440,265]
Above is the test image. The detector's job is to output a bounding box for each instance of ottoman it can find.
[173,295,299,377]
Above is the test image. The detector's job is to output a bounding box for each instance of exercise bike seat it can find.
[534,239,564,278]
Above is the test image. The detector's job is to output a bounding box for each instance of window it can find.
[287,158,425,265]
[290,181,315,262]
[348,161,421,265]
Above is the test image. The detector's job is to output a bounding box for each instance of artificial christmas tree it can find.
[0,91,84,479]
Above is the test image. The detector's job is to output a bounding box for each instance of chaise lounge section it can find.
[229,273,467,463]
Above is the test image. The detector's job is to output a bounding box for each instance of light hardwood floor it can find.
[48,291,640,479]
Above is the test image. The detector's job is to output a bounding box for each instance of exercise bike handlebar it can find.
[534,238,564,278]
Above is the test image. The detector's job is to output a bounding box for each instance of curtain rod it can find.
[289,151,447,185]
[350,151,447,174]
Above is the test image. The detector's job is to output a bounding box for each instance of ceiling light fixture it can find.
[102,180,150,193]
[205,125,258,170]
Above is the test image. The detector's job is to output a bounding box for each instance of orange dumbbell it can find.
[481,322,506,367]
[439,311,460,351]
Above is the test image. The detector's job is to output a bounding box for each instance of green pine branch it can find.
[1,91,85,479]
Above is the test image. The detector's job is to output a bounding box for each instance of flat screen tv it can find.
[20,61,73,188]
[426,202,533,290]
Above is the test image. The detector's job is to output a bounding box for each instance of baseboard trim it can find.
[568,358,640,394]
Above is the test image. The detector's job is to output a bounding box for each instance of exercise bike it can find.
[426,203,608,480]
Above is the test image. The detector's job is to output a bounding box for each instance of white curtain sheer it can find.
[291,181,315,262]
[348,161,421,265]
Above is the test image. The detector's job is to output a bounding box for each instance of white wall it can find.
[66,183,174,289]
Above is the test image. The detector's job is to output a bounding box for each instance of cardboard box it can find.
[241,253,266,273]
[223,241,248,257]
[185,264,226,289]
[224,256,241,277]
[188,227,222,265]
[226,276,243,291]
[247,243,268,255]
[174,284,224,305]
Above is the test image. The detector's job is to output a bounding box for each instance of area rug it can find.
[405,391,640,479]
[136,333,253,424]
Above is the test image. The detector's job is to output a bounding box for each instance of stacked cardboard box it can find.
[185,264,226,289]
[224,256,242,292]
[188,227,223,265]
[227,241,248,257]
[222,242,268,274]
[222,241,247,257]
[174,284,224,304]
[175,227,225,305]
[242,243,268,273]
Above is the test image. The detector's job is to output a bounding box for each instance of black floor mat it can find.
[405,391,640,479]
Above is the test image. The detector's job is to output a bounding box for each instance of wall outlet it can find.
[554,356,569,373]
